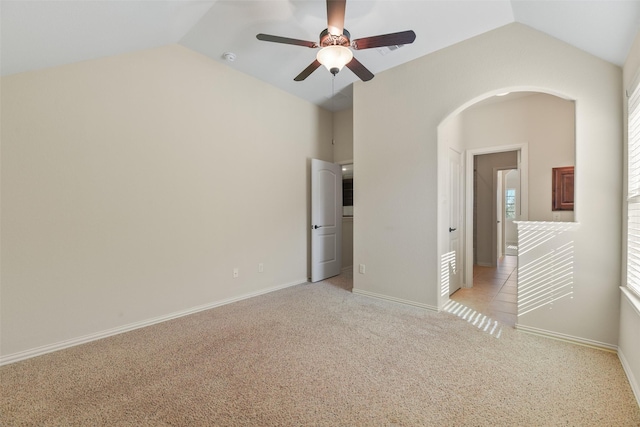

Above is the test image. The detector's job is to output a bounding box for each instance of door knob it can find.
[313,225,323,229]
[449,227,457,232]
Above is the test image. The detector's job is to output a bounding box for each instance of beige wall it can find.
[341,218,354,270]
[333,108,353,164]
[620,30,640,405]
[353,23,623,345]
[461,94,575,222]
[0,44,332,358]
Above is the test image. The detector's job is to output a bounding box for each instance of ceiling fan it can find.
[256,0,416,82]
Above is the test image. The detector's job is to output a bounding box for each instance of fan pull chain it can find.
[331,75,335,145]
[332,75,335,110]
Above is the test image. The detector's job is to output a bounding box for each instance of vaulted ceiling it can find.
[2,1,639,111]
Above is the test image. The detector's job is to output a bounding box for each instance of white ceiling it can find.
[2,1,639,111]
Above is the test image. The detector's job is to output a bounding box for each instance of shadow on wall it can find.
[517,221,577,317]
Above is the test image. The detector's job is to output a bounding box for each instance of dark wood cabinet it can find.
[343,178,353,207]
[552,166,574,211]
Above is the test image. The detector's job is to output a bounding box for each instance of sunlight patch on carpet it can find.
[443,300,502,338]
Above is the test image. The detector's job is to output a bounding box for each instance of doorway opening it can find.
[473,151,520,268]
[339,162,354,284]
[452,150,524,326]
[439,90,576,322]
[449,147,526,326]
[465,145,528,285]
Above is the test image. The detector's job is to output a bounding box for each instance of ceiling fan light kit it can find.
[317,45,353,75]
[256,0,416,82]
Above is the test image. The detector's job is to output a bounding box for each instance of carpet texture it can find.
[2,273,639,426]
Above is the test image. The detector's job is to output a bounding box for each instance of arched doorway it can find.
[438,91,576,326]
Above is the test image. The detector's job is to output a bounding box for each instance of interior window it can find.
[626,73,640,298]
[505,188,516,219]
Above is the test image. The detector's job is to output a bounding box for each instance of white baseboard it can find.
[353,288,439,312]
[515,323,617,352]
[342,265,353,273]
[0,279,307,366]
[618,347,640,407]
[476,262,493,267]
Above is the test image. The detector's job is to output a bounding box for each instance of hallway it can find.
[450,255,517,326]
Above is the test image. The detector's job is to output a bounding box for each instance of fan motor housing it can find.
[319,28,351,47]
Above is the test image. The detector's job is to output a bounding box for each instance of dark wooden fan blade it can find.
[256,34,318,48]
[294,60,322,81]
[346,57,374,82]
[326,0,346,36]
[352,30,416,50]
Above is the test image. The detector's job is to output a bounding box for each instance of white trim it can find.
[515,324,617,352]
[618,287,640,407]
[342,265,353,273]
[621,286,640,317]
[353,288,439,312]
[465,143,529,287]
[618,341,640,407]
[628,66,640,98]
[0,279,307,366]
[515,220,580,232]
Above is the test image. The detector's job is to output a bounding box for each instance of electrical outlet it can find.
[258,263,264,273]
[233,268,239,278]
[359,264,366,274]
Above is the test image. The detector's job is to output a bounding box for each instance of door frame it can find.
[464,143,528,287]
[497,168,519,258]
[496,168,504,260]
[449,147,463,295]
[337,159,354,274]
[495,168,518,260]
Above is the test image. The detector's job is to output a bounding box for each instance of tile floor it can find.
[450,255,518,327]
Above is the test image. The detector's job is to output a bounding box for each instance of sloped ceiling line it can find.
[2,1,638,111]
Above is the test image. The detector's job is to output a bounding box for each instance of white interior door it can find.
[449,148,462,294]
[311,159,342,282]
[504,169,519,255]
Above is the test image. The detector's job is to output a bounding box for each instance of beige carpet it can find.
[2,273,639,426]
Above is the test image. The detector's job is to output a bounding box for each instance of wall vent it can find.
[376,44,404,56]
